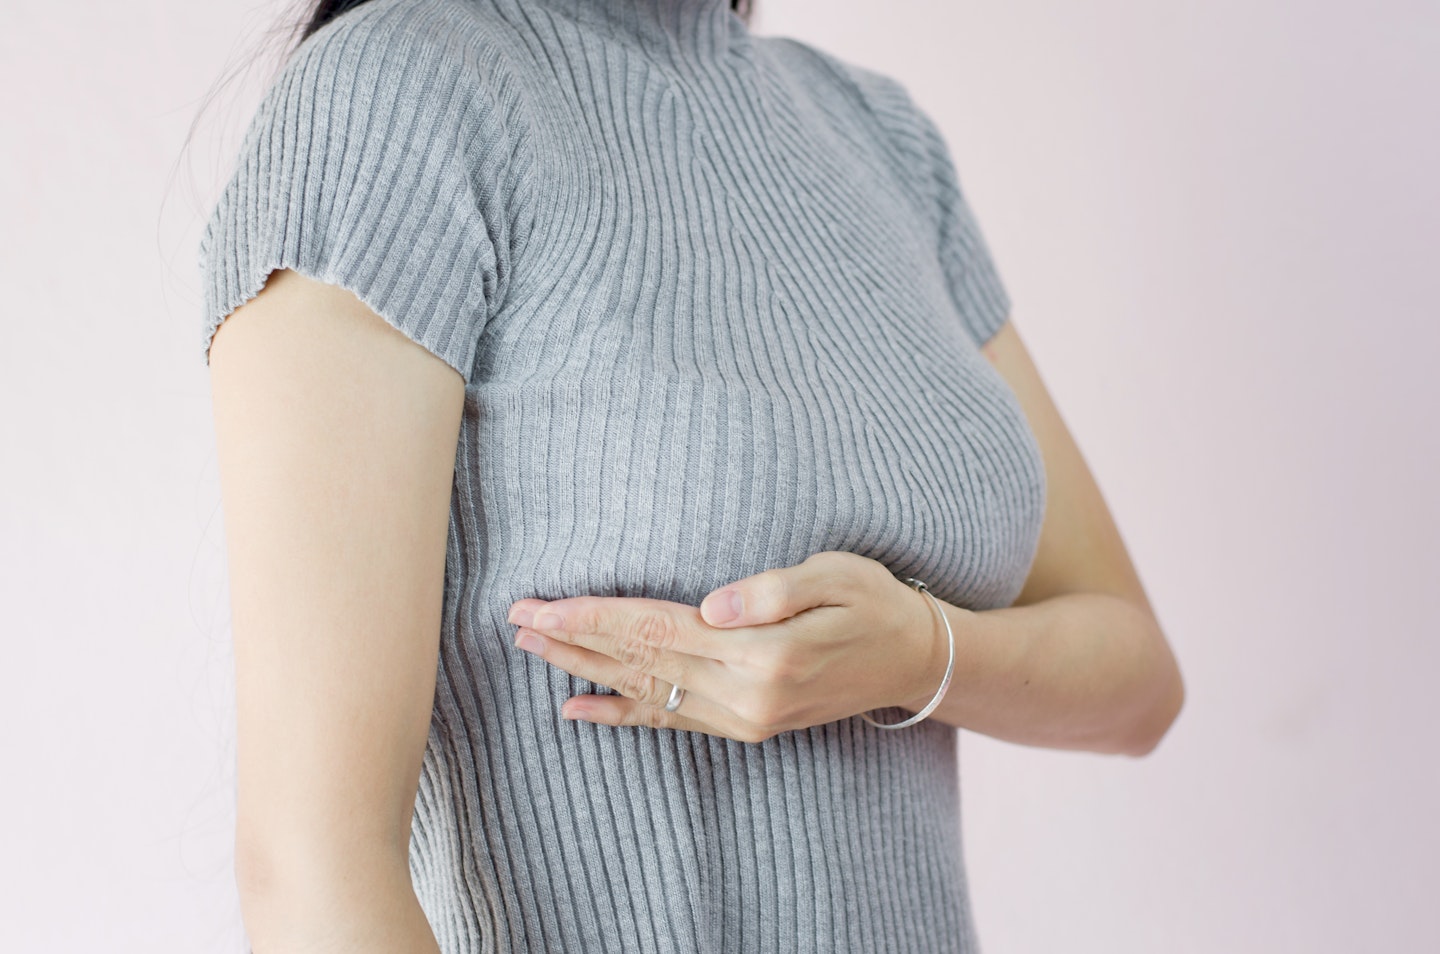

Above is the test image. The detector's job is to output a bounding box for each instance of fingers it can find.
[503,556,885,744]
[512,621,722,709]
[513,630,767,741]
[699,550,860,628]
[511,595,741,661]
[509,594,765,732]
[564,691,714,736]
[563,690,775,743]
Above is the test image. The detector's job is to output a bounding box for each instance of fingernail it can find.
[508,604,535,626]
[703,588,742,625]
[533,610,565,631]
[515,631,544,653]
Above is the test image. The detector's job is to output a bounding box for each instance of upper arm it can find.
[194,5,523,920]
[980,318,1156,615]
[209,267,463,884]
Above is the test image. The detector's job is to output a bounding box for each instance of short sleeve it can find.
[906,101,1013,348]
[198,5,518,385]
[828,55,1014,349]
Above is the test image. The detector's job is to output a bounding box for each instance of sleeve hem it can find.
[201,253,479,386]
[195,3,512,388]
[955,258,1012,349]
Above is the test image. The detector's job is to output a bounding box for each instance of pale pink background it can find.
[2,0,1435,951]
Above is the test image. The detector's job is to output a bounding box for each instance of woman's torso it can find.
[402,0,1045,950]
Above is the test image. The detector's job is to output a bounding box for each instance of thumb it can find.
[700,556,837,628]
[699,586,748,627]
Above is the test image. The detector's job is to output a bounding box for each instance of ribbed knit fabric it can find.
[198,0,1046,951]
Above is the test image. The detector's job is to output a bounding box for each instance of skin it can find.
[210,268,455,952]
[510,321,1184,756]
[210,268,1182,948]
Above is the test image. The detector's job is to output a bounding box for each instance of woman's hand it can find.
[506,551,960,742]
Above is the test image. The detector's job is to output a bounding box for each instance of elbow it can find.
[1121,657,1185,758]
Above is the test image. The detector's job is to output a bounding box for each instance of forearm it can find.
[237,848,440,954]
[897,591,1184,756]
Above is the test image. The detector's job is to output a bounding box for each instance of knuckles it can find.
[630,611,683,652]
[577,579,875,745]
[613,611,679,674]
[742,570,785,620]
[617,666,662,706]
[614,636,662,675]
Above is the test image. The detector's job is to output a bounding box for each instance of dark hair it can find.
[298,0,753,46]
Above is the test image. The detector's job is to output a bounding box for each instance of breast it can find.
[459,52,1045,614]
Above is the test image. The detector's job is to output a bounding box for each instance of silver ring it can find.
[663,682,686,712]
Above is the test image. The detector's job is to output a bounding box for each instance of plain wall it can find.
[1,0,1435,950]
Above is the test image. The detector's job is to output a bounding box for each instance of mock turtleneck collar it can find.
[531,0,750,67]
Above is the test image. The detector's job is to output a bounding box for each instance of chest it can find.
[462,49,1045,610]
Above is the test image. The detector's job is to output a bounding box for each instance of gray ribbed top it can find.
[198,0,1046,950]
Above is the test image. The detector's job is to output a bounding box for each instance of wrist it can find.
[896,584,960,714]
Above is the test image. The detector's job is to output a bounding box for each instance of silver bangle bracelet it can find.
[860,576,955,730]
